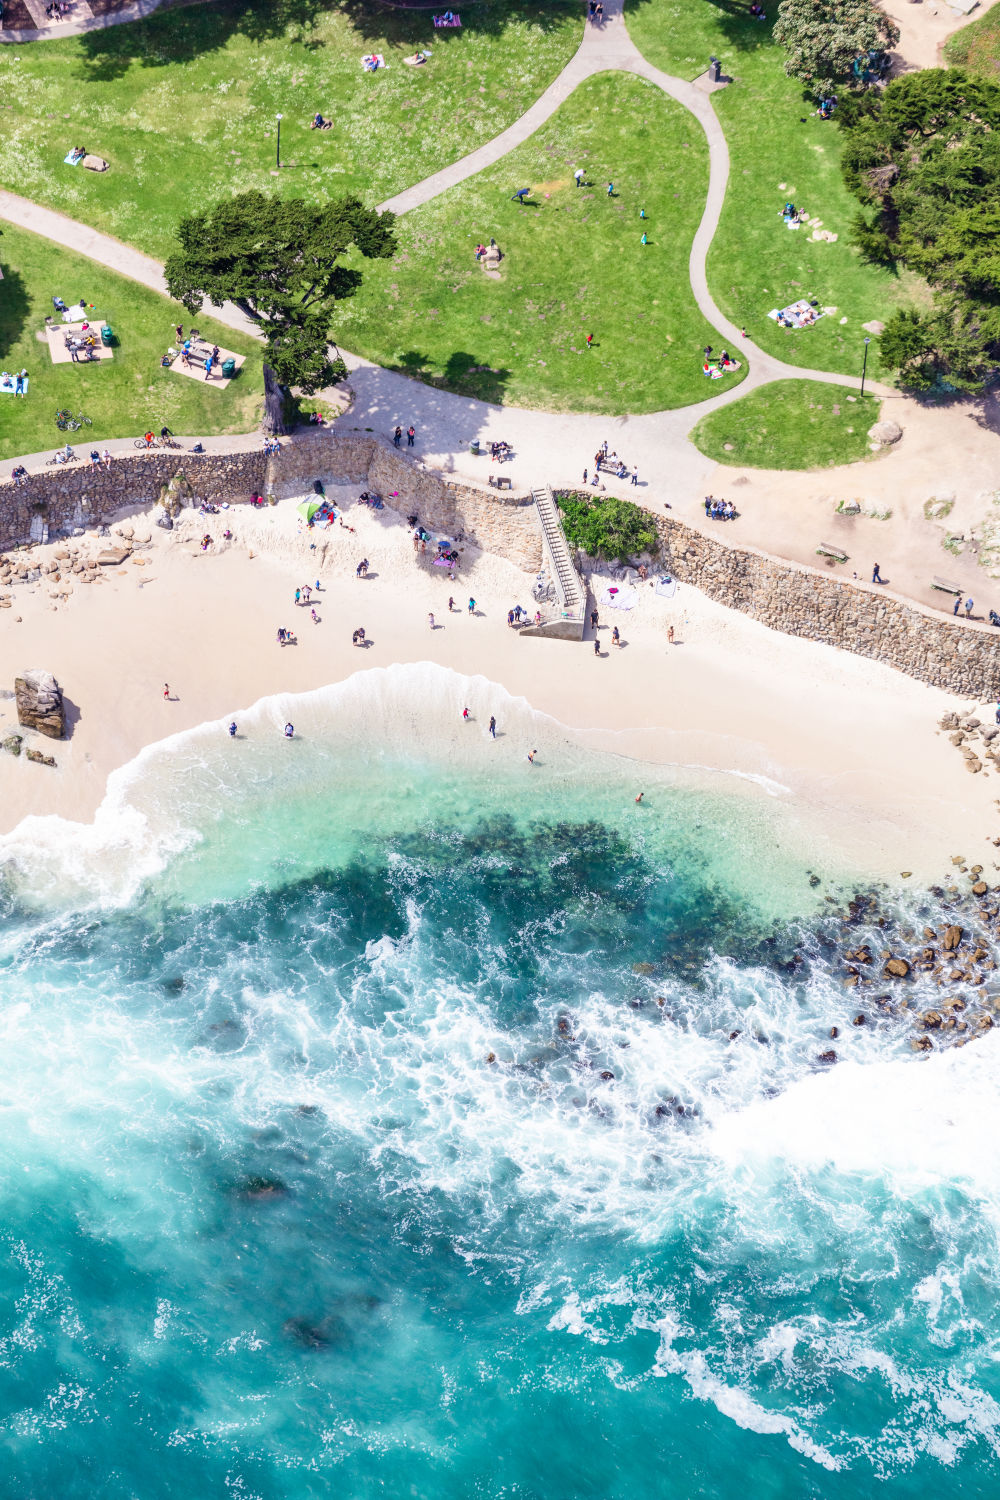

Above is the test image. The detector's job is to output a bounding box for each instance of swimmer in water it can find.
[635,792,644,803]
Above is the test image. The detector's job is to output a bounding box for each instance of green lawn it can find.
[0,222,263,461]
[0,0,581,261]
[688,379,881,468]
[626,0,915,380]
[332,71,743,413]
[943,7,1000,74]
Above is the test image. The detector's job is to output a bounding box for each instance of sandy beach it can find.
[0,485,996,885]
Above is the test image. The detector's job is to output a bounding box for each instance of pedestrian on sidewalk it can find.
[594,637,600,656]
[590,609,599,630]
[407,425,415,446]
[631,469,638,486]
[393,426,402,447]
[872,563,882,584]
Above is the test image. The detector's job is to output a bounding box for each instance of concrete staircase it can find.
[522,484,586,640]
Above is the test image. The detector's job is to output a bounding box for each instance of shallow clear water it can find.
[1,666,999,1497]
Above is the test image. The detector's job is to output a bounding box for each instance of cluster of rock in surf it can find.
[832,873,1000,1054]
[938,708,1000,775]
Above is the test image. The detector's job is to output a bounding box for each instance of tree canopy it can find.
[773,0,899,94]
[556,494,659,562]
[164,192,396,428]
[841,69,1000,389]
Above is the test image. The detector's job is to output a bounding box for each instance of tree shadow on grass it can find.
[389,348,510,404]
[0,264,31,365]
[74,0,577,80]
[627,0,777,63]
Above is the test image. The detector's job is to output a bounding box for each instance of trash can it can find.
[100,324,114,347]
[469,439,480,455]
[221,357,236,379]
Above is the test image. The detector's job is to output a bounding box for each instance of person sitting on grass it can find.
[311,113,332,129]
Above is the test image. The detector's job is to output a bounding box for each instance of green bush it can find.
[555,493,659,562]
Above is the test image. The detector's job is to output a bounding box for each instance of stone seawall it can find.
[0,431,543,573]
[654,513,1000,699]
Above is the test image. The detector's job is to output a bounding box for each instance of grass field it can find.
[332,72,742,414]
[0,223,262,461]
[0,0,581,261]
[626,0,915,381]
[688,379,880,469]
[943,7,1000,74]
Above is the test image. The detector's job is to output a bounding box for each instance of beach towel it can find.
[767,298,825,329]
[361,53,386,70]
[0,375,28,395]
[654,574,677,599]
[599,584,639,610]
[63,150,84,166]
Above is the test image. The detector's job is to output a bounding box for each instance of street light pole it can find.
[276,113,282,170]
[861,336,871,398]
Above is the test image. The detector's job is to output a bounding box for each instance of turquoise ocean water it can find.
[1,664,998,1497]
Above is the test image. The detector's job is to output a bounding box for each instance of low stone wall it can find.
[0,431,543,572]
[654,513,1000,698]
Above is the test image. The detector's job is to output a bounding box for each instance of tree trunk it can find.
[261,361,290,436]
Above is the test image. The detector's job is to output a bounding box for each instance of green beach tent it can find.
[297,500,322,522]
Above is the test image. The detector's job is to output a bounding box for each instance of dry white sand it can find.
[0,488,996,885]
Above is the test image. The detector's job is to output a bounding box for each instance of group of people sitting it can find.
[817,95,837,118]
[702,345,741,378]
[358,491,384,510]
[9,465,29,486]
[490,440,512,463]
[88,449,113,465]
[704,496,739,521]
[46,2,73,19]
[475,241,502,262]
[594,446,633,481]
[65,326,98,362]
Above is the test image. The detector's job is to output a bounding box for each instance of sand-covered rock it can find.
[14,669,64,739]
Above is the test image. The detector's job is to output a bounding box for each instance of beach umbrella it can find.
[297,500,322,522]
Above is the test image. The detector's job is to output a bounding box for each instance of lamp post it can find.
[861,335,871,398]
[275,113,283,170]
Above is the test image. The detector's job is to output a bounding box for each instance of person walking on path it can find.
[872,563,883,584]
[594,637,601,656]
[393,426,403,447]
[590,609,599,631]
[489,715,496,738]
[407,426,415,447]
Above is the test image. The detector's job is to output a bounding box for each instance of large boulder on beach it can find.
[14,669,64,739]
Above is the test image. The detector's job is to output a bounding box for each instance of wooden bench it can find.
[931,575,962,596]
[816,542,848,562]
[488,474,512,490]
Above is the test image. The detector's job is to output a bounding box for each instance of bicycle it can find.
[46,447,76,466]
[55,409,92,432]
[133,435,158,449]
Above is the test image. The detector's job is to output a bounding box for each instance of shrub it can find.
[555,493,659,561]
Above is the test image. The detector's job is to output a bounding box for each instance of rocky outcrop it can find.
[14,669,64,739]
[868,419,903,447]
